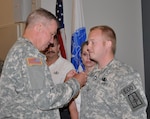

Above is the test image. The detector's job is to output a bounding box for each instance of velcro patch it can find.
[27,57,42,66]
[121,83,146,111]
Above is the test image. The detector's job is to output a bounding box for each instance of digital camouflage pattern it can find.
[0,37,80,119]
[80,59,147,119]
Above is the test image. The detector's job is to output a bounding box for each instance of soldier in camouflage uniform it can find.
[0,8,87,119]
[80,25,148,119]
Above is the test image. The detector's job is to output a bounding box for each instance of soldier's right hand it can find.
[73,72,87,88]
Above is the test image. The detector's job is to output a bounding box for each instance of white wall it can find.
[40,0,145,86]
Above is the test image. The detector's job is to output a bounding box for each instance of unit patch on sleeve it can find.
[26,57,42,66]
[121,82,146,112]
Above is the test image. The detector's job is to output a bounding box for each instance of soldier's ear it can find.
[106,40,112,48]
[35,23,42,32]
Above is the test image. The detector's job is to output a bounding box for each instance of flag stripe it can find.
[57,30,66,58]
[56,0,67,59]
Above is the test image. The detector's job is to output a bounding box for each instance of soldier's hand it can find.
[64,70,77,82]
[73,72,87,88]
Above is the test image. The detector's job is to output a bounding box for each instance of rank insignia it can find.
[27,57,42,66]
[121,82,146,111]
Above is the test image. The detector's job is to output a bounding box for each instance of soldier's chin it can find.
[43,45,49,51]
[41,49,46,52]
[40,47,47,53]
[45,45,49,49]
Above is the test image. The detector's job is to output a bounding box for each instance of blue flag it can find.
[71,0,86,72]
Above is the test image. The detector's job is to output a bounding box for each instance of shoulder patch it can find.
[121,82,146,111]
[26,57,42,66]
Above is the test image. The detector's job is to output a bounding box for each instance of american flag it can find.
[56,0,67,59]
[27,57,42,66]
[71,0,86,72]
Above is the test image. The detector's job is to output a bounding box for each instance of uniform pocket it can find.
[27,65,45,90]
